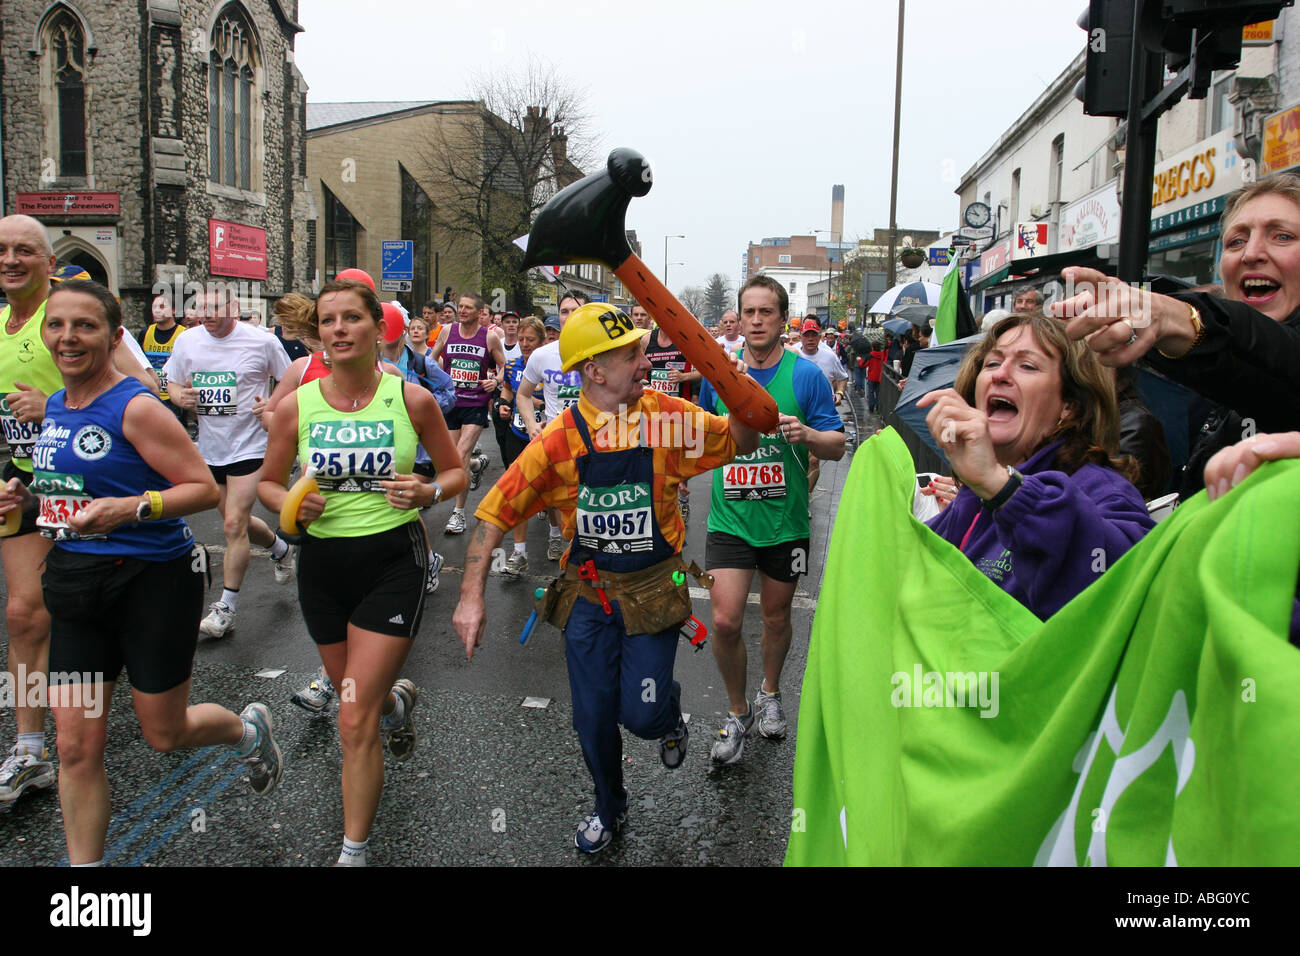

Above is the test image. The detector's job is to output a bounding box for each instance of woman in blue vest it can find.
[0,280,282,866]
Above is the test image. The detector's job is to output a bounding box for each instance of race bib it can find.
[512,404,543,432]
[575,482,654,554]
[558,382,581,411]
[0,398,42,460]
[723,444,787,500]
[450,357,481,389]
[307,419,396,492]
[648,368,679,396]
[33,471,101,540]
[193,370,238,416]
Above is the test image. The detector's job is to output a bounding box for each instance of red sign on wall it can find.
[208,219,267,280]
[16,192,120,216]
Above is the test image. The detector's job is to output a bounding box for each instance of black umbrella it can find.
[891,303,937,328]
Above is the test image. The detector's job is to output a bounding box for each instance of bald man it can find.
[0,215,157,805]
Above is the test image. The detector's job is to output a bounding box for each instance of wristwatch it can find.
[980,466,1023,511]
[431,483,443,504]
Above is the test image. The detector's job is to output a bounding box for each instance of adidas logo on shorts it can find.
[603,542,622,554]
[389,613,404,624]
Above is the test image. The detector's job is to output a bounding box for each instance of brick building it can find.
[0,0,312,327]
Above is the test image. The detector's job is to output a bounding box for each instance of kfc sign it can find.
[208,219,267,280]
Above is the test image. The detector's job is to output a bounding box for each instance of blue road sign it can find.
[382,240,414,282]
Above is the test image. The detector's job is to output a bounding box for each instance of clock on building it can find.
[964,202,992,229]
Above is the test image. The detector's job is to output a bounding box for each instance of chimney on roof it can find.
[831,185,845,244]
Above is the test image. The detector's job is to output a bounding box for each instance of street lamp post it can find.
[664,234,685,288]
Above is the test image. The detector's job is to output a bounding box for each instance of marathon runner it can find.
[0,215,158,805]
[453,303,758,853]
[164,286,294,639]
[0,280,282,865]
[715,310,742,351]
[139,292,188,424]
[495,315,546,575]
[698,276,846,765]
[259,277,465,866]
[642,313,702,520]
[515,292,587,560]
[428,293,507,533]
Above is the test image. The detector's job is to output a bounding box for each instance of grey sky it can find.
[296,0,1088,291]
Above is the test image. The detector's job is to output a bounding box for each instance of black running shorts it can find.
[443,404,489,430]
[45,547,205,694]
[208,457,263,484]
[296,521,429,644]
[705,531,812,584]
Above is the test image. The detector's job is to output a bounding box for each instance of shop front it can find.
[1146,129,1246,286]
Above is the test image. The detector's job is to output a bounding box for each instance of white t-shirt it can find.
[520,340,582,420]
[797,344,849,387]
[119,328,150,371]
[716,334,743,354]
[164,322,291,465]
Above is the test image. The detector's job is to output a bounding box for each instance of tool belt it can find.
[535,554,714,635]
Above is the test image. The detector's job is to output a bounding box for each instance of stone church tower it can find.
[0,0,315,328]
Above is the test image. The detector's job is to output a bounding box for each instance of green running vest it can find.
[296,373,418,539]
[708,348,810,545]
[0,302,63,473]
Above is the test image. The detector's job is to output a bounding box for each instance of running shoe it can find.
[502,551,528,576]
[0,746,55,803]
[199,601,235,639]
[239,703,283,796]
[444,511,466,535]
[574,797,628,854]
[272,545,296,585]
[709,709,754,765]
[290,667,335,715]
[382,679,418,761]
[426,551,445,594]
[468,454,488,491]
[753,688,787,739]
[659,715,689,770]
[546,536,565,562]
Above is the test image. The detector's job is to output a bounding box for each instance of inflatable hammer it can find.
[522,148,779,432]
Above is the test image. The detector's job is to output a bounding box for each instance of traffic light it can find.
[1075,0,1136,118]
[1141,1,1294,75]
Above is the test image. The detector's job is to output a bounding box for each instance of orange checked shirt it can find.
[475,389,738,557]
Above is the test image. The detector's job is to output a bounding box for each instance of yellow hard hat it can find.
[559,303,651,372]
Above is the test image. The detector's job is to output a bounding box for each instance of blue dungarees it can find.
[564,409,683,830]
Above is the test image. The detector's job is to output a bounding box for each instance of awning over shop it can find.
[1004,243,1117,282]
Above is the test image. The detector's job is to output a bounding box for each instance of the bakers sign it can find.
[208,219,267,280]
[1149,130,1244,219]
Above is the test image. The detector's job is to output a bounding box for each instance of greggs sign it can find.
[1149,130,1243,221]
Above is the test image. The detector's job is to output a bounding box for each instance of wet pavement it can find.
[0,397,867,866]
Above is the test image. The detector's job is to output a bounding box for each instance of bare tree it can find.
[679,286,707,319]
[421,56,601,310]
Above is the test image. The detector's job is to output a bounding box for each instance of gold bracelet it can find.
[1158,303,1205,359]
[147,490,164,520]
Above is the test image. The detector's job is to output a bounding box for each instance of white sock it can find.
[453,506,464,516]
[70,860,103,867]
[549,524,561,539]
[220,588,239,612]
[514,542,526,555]
[234,719,259,757]
[380,690,405,731]
[16,732,44,757]
[338,837,368,866]
[270,535,290,561]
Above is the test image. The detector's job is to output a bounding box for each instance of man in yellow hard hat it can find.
[452,303,758,853]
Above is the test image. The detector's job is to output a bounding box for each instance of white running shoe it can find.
[0,746,55,803]
[444,511,466,535]
[272,546,296,585]
[199,601,235,639]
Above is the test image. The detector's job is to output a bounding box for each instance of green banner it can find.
[786,428,1300,866]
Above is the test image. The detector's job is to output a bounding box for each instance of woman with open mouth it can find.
[918,313,1154,619]
[1052,172,1300,494]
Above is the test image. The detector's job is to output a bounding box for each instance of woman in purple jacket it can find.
[918,313,1154,619]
